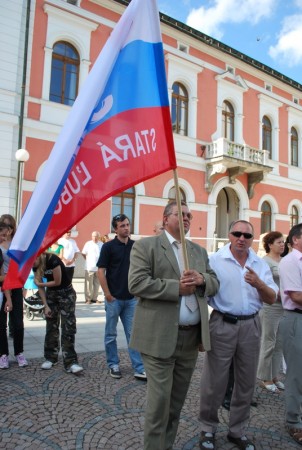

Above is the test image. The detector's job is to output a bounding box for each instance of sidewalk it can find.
[1,279,298,449]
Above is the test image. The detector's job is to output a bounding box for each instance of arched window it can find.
[290,205,299,228]
[168,186,186,202]
[111,187,135,233]
[261,201,271,233]
[262,116,272,158]
[171,82,188,136]
[222,101,234,141]
[291,127,298,166]
[50,41,79,105]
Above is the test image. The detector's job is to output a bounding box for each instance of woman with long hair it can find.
[0,222,12,313]
[33,251,83,374]
[257,231,285,392]
[0,214,28,369]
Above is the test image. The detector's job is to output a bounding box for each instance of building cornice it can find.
[112,0,302,93]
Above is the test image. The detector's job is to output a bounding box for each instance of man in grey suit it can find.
[129,200,219,450]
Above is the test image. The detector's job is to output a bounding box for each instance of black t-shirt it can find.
[97,236,134,299]
[33,253,70,290]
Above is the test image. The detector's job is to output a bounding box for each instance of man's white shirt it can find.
[82,240,103,271]
[58,238,80,267]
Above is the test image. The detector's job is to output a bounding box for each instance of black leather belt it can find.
[214,310,258,324]
[286,309,302,314]
[178,323,200,330]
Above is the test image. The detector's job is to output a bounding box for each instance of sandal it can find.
[199,431,215,449]
[259,381,280,393]
[287,427,302,445]
[227,434,256,449]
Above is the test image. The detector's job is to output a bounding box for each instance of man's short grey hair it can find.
[163,200,188,217]
[229,220,254,234]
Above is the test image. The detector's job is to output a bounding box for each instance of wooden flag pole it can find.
[173,168,189,270]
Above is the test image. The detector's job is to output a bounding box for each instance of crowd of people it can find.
[1,207,302,448]
[0,224,109,374]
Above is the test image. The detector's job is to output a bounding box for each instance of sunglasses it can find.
[230,231,253,239]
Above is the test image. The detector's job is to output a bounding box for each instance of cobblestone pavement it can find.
[0,349,299,450]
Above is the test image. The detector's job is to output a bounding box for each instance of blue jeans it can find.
[104,297,144,373]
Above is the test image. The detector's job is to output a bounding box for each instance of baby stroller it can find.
[24,291,45,321]
[23,269,45,321]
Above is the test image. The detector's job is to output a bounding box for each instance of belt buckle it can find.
[223,313,238,324]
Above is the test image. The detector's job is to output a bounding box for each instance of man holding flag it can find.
[128,200,219,450]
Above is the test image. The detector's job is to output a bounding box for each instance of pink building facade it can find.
[2,0,302,252]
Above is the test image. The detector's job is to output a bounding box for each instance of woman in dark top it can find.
[0,223,12,317]
[0,214,28,369]
[33,251,83,375]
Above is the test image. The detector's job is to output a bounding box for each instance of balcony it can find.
[204,138,273,198]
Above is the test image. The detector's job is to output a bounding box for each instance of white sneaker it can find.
[66,363,83,374]
[0,354,9,369]
[16,353,28,367]
[41,360,57,370]
[134,371,147,380]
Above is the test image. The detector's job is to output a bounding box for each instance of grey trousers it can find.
[279,310,302,428]
[257,302,283,381]
[141,326,199,450]
[199,311,261,437]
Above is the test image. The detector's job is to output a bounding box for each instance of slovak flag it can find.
[4,0,176,289]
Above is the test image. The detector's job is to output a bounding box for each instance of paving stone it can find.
[1,284,298,449]
[0,350,298,449]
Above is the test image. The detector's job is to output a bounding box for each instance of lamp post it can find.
[15,148,30,224]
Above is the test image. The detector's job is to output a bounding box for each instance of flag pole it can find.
[173,168,189,270]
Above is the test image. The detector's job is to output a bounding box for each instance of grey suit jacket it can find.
[129,233,219,358]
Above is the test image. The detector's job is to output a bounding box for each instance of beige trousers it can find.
[84,270,100,301]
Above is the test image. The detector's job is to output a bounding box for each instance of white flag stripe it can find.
[122,0,161,47]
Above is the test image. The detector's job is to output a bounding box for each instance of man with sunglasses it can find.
[128,201,219,450]
[199,220,278,450]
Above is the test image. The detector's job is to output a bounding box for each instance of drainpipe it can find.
[15,0,31,220]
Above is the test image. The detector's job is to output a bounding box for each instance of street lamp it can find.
[15,148,30,224]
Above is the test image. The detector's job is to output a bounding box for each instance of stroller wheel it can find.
[26,308,34,321]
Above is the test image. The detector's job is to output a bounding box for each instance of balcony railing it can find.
[206,137,270,166]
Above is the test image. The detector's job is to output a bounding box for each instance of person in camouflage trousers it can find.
[45,287,77,367]
[33,252,83,375]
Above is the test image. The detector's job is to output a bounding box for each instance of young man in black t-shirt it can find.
[97,214,145,380]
